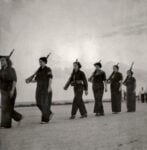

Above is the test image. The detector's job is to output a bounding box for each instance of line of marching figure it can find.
[0,50,136,128]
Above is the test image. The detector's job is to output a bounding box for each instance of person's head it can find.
[0,57,12,68]
[39,57,47,67]
[94,62,102,70]
[127,70,133,76]
[113,65,119,72]
[73,61,81,71]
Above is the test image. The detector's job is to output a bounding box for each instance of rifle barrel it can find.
[9,49,15,58]
[46,52,52,59]
[130,62,134,71]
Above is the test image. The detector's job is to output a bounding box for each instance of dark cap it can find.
[73,59,82,68]
[39,57,48,64]
[0,56,4,59]
[0,55,9,59]
[113,62,119,70]
[113,65,119,70]
[94,62,102,68]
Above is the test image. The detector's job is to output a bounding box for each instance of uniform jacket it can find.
[65,70,88,91]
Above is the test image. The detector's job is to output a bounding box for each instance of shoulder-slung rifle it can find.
[25,52,52,83]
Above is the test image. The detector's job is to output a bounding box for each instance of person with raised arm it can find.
[123,63,136,112]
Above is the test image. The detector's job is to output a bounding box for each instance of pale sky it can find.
[0,0,147,102]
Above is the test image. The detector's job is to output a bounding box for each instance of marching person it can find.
[88,61,107,116]
[64,60,88,119]
[0,55,23,128]
[107,64,123,114]
[123,69,136,112]
[26,55,53,124]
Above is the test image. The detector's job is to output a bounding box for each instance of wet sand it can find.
[0,102,147,150]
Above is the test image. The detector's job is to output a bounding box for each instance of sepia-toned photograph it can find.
[0,0,147,150]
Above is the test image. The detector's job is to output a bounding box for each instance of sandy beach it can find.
[0,102,147,150]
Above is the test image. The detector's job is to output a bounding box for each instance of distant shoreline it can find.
[0,99,111,108]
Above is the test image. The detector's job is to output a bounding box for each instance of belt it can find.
[71,80,83,86]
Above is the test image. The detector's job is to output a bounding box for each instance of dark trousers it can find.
[145,94,147,103]
[71,85,87,116]
[111,88,122,113]
[93,86,104,114]
[141,94,145,103]
[36,90,52,122]
[127,91,136,112]
[1,90,22,128]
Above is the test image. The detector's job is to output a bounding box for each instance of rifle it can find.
[64,72,84,90]
[130,62,134,71]
[107,72,114,84]
[25,70,38,84]
[64,59,80,90]
[88,73,94,83]
[46,52,52,59]
[25,52,52,83]
[0,49,15,59]
[123,62,134,85]
[8,49,15,58]
[107,62,119,83]
[64,77,71,90]
[88,60,101,82]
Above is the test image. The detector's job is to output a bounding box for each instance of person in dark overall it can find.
[88,61,107,116]
[145,90,147,103]
[0,56,23,128]
[140,87,145,103]
[64,60,88,119]
[123,70,136,112]
[107,65,123,114]
[26,57,53,124]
